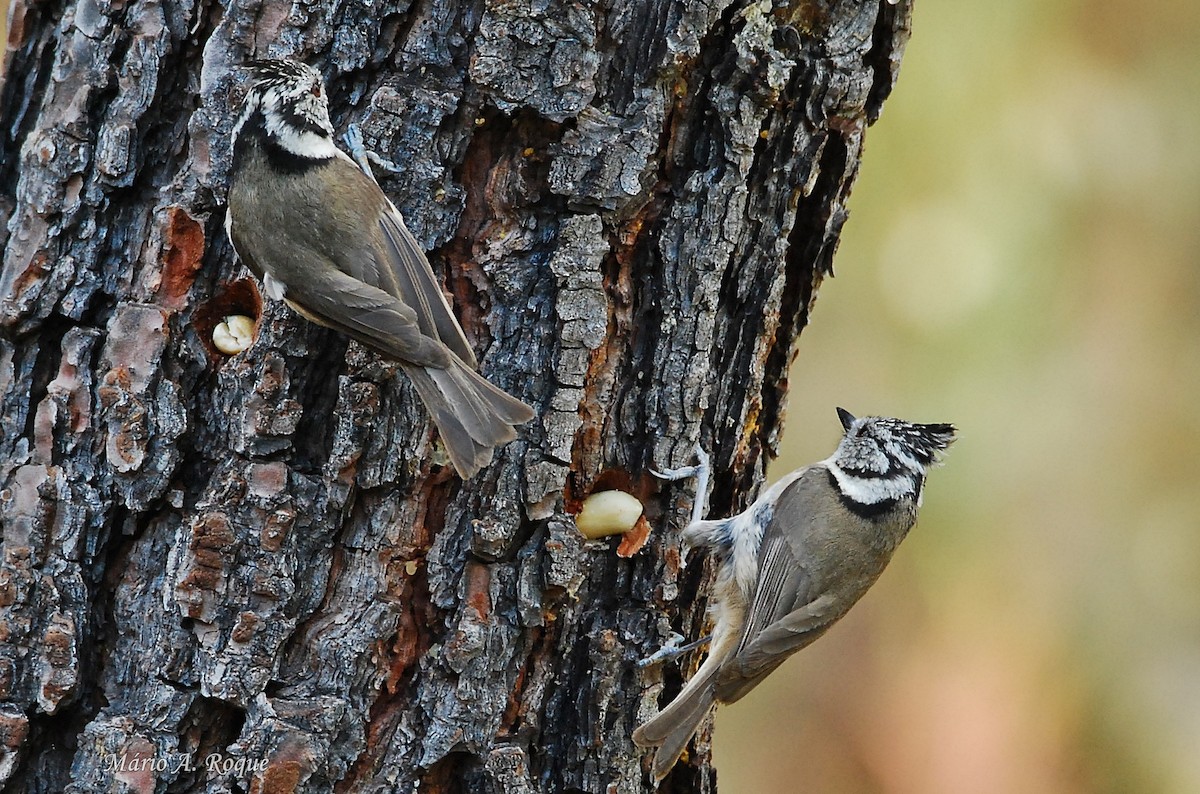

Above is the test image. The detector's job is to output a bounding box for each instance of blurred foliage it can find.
[715,0,1200,791]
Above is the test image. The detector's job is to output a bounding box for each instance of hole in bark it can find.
[568,470,656,555]
[173,696,247,790]
[193,278,263,361]
[566,468,635,514]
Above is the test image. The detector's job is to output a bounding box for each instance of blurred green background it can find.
[717,0,1200,791]
[3,0,1197,791]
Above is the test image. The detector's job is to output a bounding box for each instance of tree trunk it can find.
[0,0,910,790]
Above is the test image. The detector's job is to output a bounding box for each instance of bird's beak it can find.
[836,407,856,431]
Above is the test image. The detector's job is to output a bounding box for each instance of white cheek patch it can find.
[256,82,338,159]
[266,116,339,160]
[825,461,915,505]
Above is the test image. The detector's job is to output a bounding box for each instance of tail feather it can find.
[633,663,720,781]
[402,357,534,478]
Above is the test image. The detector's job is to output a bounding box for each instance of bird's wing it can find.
[734,467,828,645]
[228,154,473,370]
[715,467,842,701]
[375,202,478,368]
[281,262,451,369]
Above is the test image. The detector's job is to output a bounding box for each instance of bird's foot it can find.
[637,632,713,668]
[652,444,711,527]
[650,444,710,482]
[343,123,403,182]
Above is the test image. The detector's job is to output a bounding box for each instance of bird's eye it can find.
[310,83,322,98]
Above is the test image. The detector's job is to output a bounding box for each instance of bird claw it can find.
[637,632,712,668]
[651,444,710,481]
[342,123,403,182]
[650,464,700,482]
[653,444,711,526]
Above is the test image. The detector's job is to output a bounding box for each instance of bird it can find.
[633,407,955,779]
[224,59,534,478]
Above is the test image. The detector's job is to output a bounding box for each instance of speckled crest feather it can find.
[826,411,955,507]
[233,59,339,161]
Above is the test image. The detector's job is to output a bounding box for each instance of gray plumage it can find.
[225,60,533,478]
[633,409,955,780]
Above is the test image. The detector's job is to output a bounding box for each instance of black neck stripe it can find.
[838,463,897,479]
[826,469,900,519]
[234,112,328,175]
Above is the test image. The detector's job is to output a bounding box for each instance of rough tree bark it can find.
[0,0,910,790]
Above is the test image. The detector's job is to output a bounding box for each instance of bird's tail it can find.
[402,357,534,479]
[632,658,721,781]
